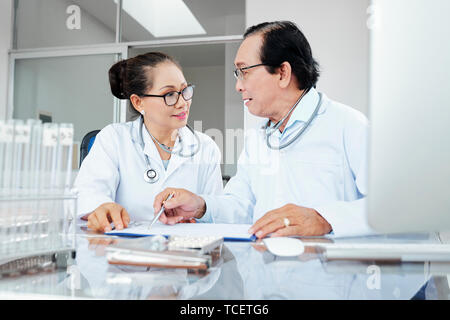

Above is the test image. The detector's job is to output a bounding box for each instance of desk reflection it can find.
[67,232,447,300]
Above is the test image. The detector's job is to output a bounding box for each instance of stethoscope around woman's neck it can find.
[264,87,323,150]
[134,115,201,184]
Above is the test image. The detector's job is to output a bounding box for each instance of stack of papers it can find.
[105,222,255,241]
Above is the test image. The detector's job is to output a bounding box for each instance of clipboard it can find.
[105,222,256,242]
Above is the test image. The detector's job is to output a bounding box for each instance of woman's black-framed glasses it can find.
[141,84,195,106]
[233,63,268,80]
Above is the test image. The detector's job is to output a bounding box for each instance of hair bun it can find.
[108,60,127,99]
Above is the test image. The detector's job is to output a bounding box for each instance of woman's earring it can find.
[140,109,145,116]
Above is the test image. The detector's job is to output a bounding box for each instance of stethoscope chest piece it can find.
[144,168,159,184]
[135,115,200,184]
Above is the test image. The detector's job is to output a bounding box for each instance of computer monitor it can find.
[367,0,450,234]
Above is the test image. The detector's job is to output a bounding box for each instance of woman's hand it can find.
[87,202,130,233]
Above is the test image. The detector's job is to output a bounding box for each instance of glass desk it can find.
[0,226,449,300]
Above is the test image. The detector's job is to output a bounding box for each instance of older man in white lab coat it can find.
[154,21,373,238]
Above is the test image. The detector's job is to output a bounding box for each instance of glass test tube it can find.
[12,120,32,194]
[22,119,41,194]
[29,120,43,194]
[11,122,24,252]
[10,119,24,193]
[40,123,59,194]
[55,123,74,192]
[28,121,43,251]
[2,120,15,194]
[0,200,5,256]
[47,198,55,251]
[40,123,59,252]
[0,120,5,195]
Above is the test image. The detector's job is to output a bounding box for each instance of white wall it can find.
[184,65,225,134]
[224,42,243,176]
[0,0,13,120]
[183,65,226,174]
[245,0,370,129]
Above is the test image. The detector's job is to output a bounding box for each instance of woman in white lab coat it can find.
[74,52,223,233]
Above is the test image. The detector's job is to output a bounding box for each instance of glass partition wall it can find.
[8,0,245,174]
[12,54,118,143]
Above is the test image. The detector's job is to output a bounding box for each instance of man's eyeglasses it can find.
[233,64,268,80]
[140,84,195,106]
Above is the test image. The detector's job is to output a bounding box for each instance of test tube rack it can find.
[0,193,77,277]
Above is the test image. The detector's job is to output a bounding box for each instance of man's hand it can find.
[153,188,206,225]
[248,204,332,239]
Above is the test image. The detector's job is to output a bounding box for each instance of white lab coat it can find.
[74,117,223,221]
[200,88,375,237]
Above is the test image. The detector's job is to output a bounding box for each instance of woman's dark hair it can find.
[108,52,181,118]
[244,21,320,90]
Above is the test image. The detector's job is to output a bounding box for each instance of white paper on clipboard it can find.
[106,222,255,241]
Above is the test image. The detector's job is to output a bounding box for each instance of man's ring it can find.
[283,218,290,227]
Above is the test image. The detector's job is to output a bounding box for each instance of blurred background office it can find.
[1,0,370,178]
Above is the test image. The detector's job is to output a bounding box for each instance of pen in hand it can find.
[149,192,175,230]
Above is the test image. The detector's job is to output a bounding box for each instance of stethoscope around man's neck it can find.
[135,115,201,184]
[264,87,323,150]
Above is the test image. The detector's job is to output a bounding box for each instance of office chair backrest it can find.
[79,130,100,167]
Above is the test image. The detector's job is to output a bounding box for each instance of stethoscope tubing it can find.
[264,91,323,150]
[133,116,201,183]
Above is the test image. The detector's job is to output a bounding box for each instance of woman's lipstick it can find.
[172,111,187,120]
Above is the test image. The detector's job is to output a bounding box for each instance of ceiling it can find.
[130,43,226,68]
[72,0,245,42]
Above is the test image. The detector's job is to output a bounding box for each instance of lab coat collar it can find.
[130,117,196,176]
[288,87,326,124]
[178,125,198,148]
[258,87,327,130]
